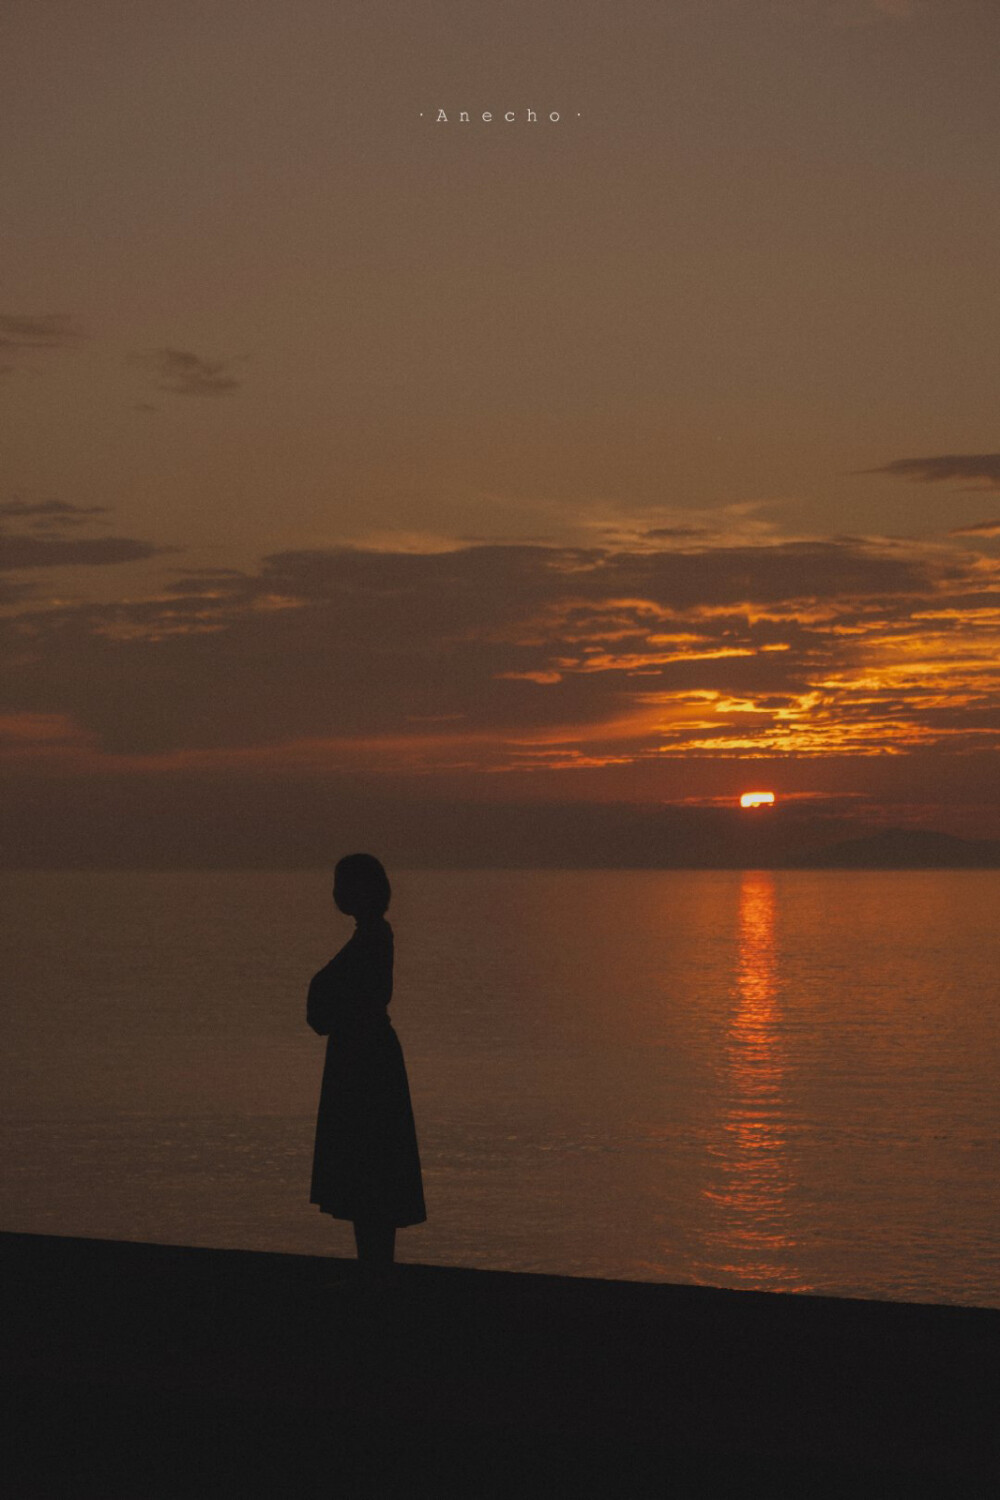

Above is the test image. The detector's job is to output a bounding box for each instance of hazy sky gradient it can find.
[3,1,999,853]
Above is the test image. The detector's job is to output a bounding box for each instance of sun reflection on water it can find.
[701,871,807,1293]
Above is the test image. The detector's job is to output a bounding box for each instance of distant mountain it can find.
[787,827,1000,869]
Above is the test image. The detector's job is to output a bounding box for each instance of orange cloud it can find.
[1,535,999,778]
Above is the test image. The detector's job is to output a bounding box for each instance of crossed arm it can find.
[306,943,393,1037]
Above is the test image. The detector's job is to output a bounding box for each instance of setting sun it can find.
[740,791,776,809]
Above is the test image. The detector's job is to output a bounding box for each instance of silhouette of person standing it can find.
[307,854,426,1284]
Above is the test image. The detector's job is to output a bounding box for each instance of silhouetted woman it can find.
[307,854,426,1285]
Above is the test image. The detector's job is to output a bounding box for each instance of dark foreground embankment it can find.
[4,1232,997,1497]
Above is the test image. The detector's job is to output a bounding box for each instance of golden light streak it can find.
[702,873,805,1292]
[552,647,756,673]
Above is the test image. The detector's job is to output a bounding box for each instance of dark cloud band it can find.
[0,313,87,351]
[865,454,1000,488]
[0,536,172,570]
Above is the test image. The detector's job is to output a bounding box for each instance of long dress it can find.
[307,917,426,1227]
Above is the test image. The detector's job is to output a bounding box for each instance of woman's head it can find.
[333,853,391,919]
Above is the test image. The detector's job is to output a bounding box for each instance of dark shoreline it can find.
[4,1232,997,1496]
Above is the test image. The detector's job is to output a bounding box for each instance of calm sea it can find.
[2,868,997,1307]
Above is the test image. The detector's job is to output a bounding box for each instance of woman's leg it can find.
[352,1218,396,1269]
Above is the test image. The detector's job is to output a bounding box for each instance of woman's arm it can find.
[306,931,393,1039]
[306,960,339,1036]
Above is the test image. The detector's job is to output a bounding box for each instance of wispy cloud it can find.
[950,520,1000,538]
[0,500,109,532]
[129,347,243,397]
[864,454,1000,490]
[0,313,88,351]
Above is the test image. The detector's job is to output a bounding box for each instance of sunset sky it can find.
[3,0,999,862]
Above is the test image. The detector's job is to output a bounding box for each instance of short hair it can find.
[333,852,391,917]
